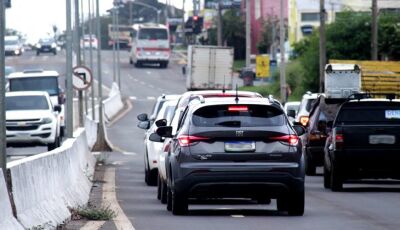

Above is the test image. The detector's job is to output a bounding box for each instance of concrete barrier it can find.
[85,116,98,150]
[7,128,95,229]
[103,83,124,122]
[0,169,24,230]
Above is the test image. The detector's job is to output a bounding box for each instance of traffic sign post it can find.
[73,65,93,90]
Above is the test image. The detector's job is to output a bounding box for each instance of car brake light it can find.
[335,133,344,150]
[270,135,299,146]
[300,116,309,126]
[228,105,248,112]
[177,135,210,147]
[163,142,170,152]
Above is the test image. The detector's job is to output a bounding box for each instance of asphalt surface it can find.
[103,52,400,230]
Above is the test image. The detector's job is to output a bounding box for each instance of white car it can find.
[137,95,180,186]
[80,34,98,49]
[284,101,301,120]
[295,92,320,126]
[5,36,24,56]
[6,91,62,151]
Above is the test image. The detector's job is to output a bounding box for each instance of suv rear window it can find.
[9,77,59,96]
[337,107,400,124]
[139,29,168,40]
[6,96,49,111]
[192,105,285,127]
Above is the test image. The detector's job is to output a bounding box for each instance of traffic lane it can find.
[106,103,400,230]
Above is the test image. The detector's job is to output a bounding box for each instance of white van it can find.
[129,23,170,68]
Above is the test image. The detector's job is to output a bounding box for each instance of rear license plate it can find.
[225,141,255,152]
[369,135,395,144]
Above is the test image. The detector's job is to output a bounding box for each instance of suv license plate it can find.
[225,141,255,152]
[369,135,395,144]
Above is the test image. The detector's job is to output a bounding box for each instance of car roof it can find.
[188,97,280,112]
[285,101,300,106]
[157,94,181,101]
[6,91,50,97]
[7,70,60,79]
[302,92,322,99]
[181,90,262,98]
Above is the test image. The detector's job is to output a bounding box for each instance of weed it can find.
[73,204,116,221]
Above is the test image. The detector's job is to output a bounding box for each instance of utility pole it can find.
[279,0,286,102]
[319,0,326,93]
[129,1,133,25]
[0,0,7,176]
[96,0,106,145]
[66,0,74,138]
[81,0,88,115]
[75,0,84,127]
[245,0,251,67]
[116,5,121,90]
[88,0,95,120]
[181,0,186,46]
[217,1,223,46]
[112,6,116,83]
[371,0,378,60]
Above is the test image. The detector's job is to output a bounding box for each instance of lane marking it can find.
[133,79,138,82]
[231,215,245,218]
[146,71,151,75]
[140,81,145,85]
[123,152,137,156]
[129,96,137,100]
[147,96,156,100]
[149,84,155,88]
[103,167,135,230]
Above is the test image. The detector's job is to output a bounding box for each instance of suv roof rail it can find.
[23,69,44,73]
[189,95,205,104]
[267,95,283,107]
[347,93,399,101]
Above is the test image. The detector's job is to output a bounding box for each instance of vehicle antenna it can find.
[235,84,239,103]
[222,75,226,93]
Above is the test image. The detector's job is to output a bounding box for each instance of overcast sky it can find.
[5,0,193,44]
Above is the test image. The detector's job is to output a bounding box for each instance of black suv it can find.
[157,97,306,216]
[324,95,400,191]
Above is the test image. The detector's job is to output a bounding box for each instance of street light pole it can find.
[75,0,84,127]
[245,0,251,67]
[319,0,326,93]
[116,5,121,90]
[279,0,286,102]
[112,6,116,83]
[66,0,74,138]
[0,0,7,176]
[371,0,378,60]
[96,0,106,145]
[88,0,95,120]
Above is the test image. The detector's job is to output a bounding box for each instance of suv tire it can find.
[47,136,60,151]
[157,175,162,200]
[330,160,343,192]
[166,187,172,211]
[287,189,305,216]
[323,161,331,189]
[160,179,168,204]
[172,190,188,215]
[305,150,316,176]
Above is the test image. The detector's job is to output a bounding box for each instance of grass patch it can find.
[233,59,246,72]
[72,204,116,221]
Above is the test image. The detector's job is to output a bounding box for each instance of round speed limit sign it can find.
[72,65,93,90]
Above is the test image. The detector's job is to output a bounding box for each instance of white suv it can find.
[6,91,62,151]
[295,92,321,126]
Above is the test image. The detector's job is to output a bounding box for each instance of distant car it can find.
[157,97,306,215]
[6,91,62,151]
[295,92,320,126]
[284,101,300,120]
[137,94,181,186]
[5,36,24,56]
[80,34,98,50]
[324,95,400,191]
[36,38,57,55]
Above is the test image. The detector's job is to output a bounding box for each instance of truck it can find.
[186,45,233,91]
[324,63,361,98]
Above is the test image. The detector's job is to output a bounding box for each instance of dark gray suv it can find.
[157,97,306,216]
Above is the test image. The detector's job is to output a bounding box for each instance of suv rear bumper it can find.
[173,162,304,198]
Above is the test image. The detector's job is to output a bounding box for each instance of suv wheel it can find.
[330,160,343,191]
[144,152,157,186]
[160,179,168,204]
[47,137,60,151]
[305,151,316,176]
[287,190,305,216]
[166,186,172,211]
[172,190,188,215]
[323,160,331,189]
[277,197,287,212]
[157,175,162,200]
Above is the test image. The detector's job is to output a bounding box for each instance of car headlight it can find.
[41,117,53,124]
[36,44,41,48]
[51,43,57,48]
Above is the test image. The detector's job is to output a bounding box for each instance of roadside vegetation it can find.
[71,204,116,221]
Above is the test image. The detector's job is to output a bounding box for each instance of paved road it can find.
[103,52,400,230]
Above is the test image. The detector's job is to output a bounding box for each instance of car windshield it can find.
[9,77,59,96]
[39,38,54,44]
[138,29,168,40]
[6,96,49,111]
[193,105,285,127]
[5,40,18,45]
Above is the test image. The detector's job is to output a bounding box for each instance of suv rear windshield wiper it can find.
[215,120,242,127]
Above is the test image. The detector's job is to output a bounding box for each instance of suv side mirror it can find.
[155,119,167,127]
[293,125,306,136]
[149,133,163,142]
[54,105,62,112]
[156,126,173,138]
[137,113,148,121]
[137,121,150,130]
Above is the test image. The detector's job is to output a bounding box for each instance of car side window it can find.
[176,107,189,133]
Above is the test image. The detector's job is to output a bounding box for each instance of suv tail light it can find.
[334,129,344,150]
[228,105,248,112]
[177,135,210,147]
[299,116,309,126]
[270,135,299,146]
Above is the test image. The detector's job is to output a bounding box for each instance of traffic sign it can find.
[72,65,93,90]
[256,54,270,78]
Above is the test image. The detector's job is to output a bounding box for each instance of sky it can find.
[6,0,194,44]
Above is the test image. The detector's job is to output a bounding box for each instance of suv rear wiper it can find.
[215,120,241,127]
